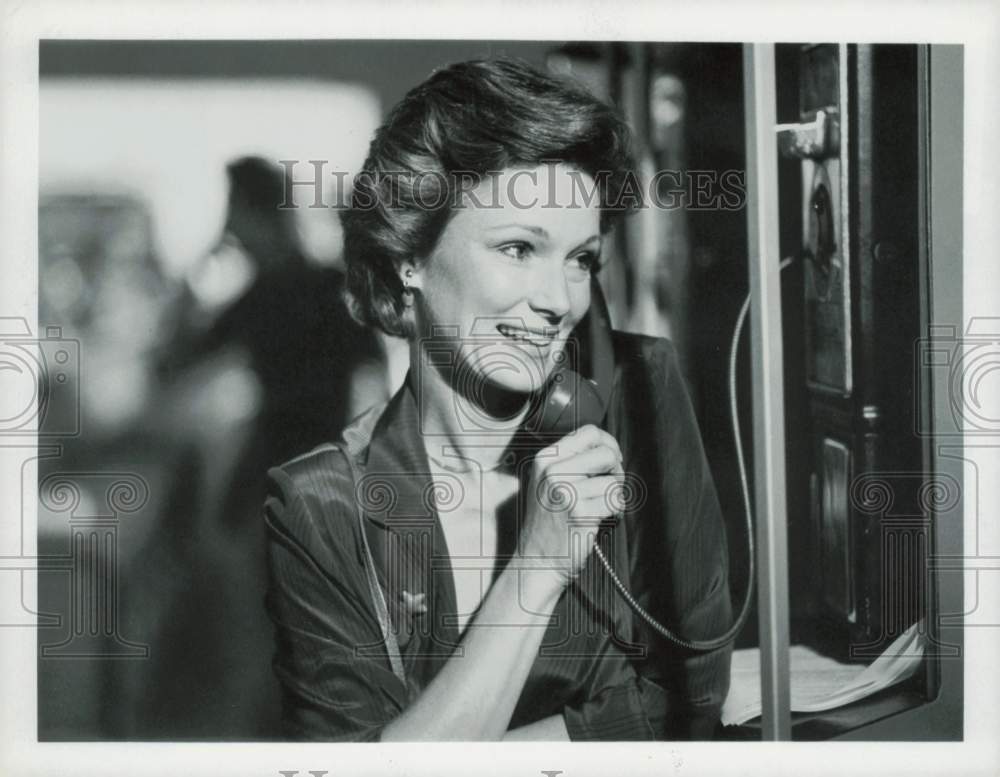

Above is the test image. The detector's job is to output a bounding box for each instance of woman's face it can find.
[409,163,602,397]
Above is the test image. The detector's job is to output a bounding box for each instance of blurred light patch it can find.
[651,73,685,150]
[186,235,257,313]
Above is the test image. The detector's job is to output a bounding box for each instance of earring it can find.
[402,268,415,307]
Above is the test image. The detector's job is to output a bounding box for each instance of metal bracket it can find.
[776,108,840,159]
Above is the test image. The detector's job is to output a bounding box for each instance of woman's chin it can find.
[460,345,555,394]
[481,372,545,397]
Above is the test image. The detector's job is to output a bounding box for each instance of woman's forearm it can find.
[379,562,563,741]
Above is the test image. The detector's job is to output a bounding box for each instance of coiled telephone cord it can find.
[593,257,796,651]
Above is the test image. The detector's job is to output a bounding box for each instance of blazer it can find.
[263,331,733,741]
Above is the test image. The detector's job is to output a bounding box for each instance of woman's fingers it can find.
[536,432,625,524]
[536,424,621,468]
[520,427,627,583]
[546,442,621,478]
[537,471,625,519]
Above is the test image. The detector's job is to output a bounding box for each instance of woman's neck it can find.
[410,342,532,471]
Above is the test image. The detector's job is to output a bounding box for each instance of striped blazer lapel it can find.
[350,373,461,661]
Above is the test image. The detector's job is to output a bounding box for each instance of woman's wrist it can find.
[504,554,566,612]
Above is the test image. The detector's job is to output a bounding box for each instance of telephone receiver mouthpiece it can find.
[531,369,606,438]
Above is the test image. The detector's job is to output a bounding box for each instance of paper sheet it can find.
[721,620,925,726]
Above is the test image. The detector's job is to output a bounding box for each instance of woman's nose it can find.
[527,261,572,321]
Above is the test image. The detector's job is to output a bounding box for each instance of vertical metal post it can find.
[742,43,792,741]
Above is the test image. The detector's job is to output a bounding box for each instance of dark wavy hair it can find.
[342,58,638,339]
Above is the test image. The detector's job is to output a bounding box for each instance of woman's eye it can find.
[568,251,602,274]
[498,242,532,261]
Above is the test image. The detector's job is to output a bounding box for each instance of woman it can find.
[263,58,732,741]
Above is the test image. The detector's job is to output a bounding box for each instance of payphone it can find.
[777,44,925,661]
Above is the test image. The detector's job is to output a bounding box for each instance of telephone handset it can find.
[527,276,754,652]
[528,275,616,438]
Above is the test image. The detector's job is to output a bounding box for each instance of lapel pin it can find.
[401,590,428,616]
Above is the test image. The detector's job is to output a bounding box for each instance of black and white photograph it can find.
[0,2,998,776]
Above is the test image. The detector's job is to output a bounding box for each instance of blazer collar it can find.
[358,370,439,530]
[356,371,464,655]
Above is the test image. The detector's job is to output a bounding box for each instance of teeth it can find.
[498,324,554,345]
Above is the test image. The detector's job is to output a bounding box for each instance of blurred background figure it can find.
[117,156,383,739]
[158,155,382,528]
[36,155,386,741]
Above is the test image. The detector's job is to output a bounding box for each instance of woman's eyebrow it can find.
[568,235,602,253]
[486,224,601,250]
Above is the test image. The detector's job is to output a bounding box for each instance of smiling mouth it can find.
[496,323,559,347]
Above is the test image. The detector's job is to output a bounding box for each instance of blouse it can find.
[262,331,733,741]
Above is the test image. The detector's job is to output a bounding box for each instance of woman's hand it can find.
[516,424,625,587]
